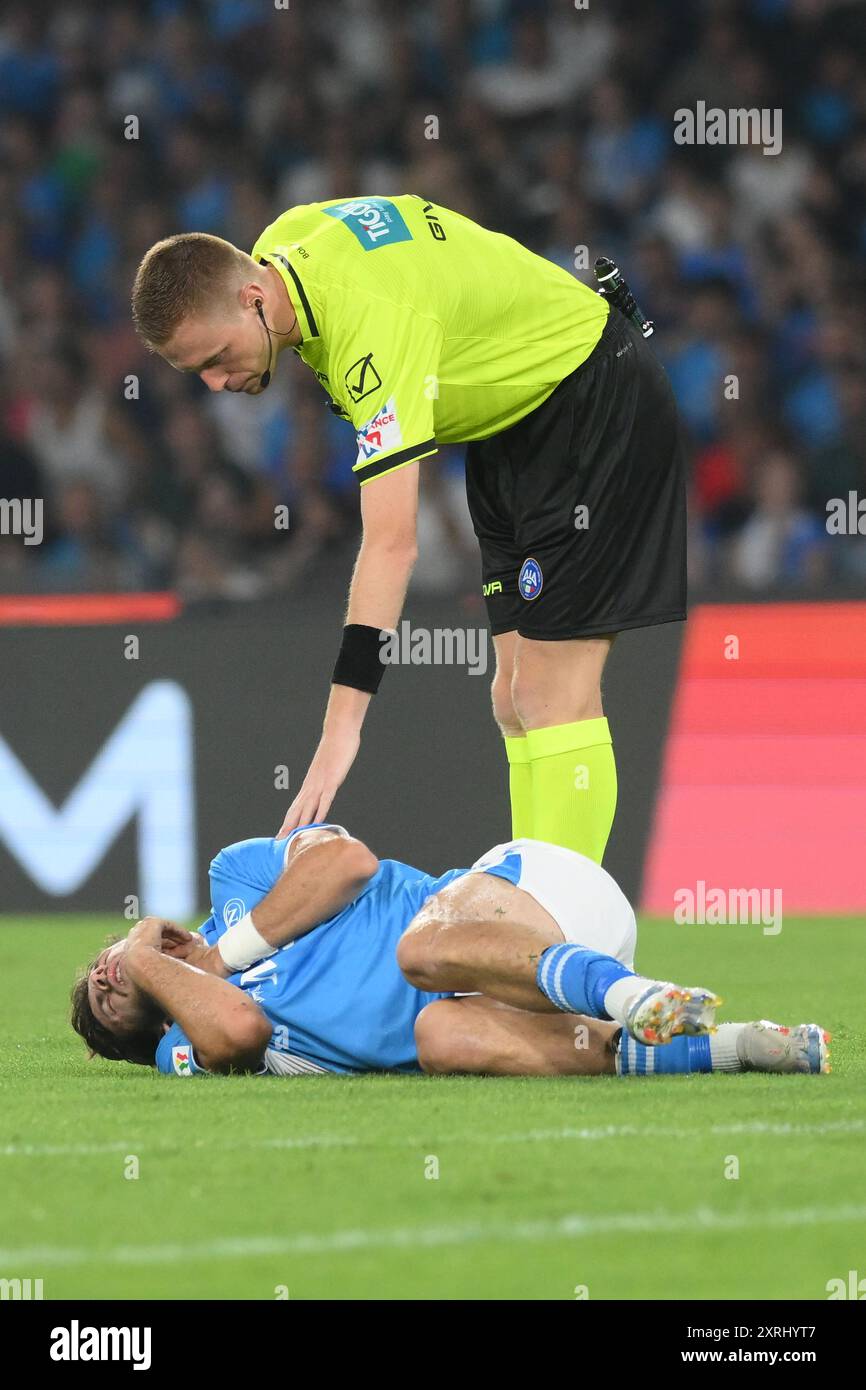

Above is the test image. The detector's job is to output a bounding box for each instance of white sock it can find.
[603,974,655,1024]
[709,1022,747,1072]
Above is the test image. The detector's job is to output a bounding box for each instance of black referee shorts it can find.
[465,311,686,640]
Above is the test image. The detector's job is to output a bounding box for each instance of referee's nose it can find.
[200,367,230,392]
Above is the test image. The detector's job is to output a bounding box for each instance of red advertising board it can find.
[642,604,866,914]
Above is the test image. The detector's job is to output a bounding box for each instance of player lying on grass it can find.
[71,826,829,1079]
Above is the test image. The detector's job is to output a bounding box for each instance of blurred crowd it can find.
[1,0,865,603]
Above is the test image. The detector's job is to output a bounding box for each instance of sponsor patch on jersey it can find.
[223,897,246,928]
[356,397,403,463]
[518,557,543,600]
[324,199,413,249]
[172,1046,193,1075]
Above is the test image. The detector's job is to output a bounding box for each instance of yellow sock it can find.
[525,717,617,863]
[504,735,533,839]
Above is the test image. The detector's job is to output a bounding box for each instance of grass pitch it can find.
[1,915,864,1301]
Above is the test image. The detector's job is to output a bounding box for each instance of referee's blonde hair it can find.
[132,233,254,348]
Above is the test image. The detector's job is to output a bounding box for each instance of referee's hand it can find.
[276,726,361,839]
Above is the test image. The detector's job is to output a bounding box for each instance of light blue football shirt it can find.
[155,825,522,1077]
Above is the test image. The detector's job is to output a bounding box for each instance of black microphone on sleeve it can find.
[594,256,654,338]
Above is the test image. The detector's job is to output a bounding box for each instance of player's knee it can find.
[415,1002,465,1074]
[511,666,602,728]
[490,668,520,736]
[397,917,440,988]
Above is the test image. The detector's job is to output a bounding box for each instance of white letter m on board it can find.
[0,681,195,917]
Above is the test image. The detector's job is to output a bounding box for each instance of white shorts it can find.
[468,838,636,970]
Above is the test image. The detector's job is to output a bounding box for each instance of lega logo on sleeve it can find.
[345,352,382,403]
[172,1047,192,1075]
[355,397,403,462]
[324,199,413,248]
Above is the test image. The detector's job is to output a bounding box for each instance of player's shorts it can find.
[467,837,636,969]
[464,310,687,640]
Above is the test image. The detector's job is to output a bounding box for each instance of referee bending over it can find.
[132,195,686,863]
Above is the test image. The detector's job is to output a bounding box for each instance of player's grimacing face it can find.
[163,306,268,395]
[87,939,150,1036]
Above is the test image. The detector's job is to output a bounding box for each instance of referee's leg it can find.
[498,633,617,863]
[491,630,616,857]
[490,631,534,839]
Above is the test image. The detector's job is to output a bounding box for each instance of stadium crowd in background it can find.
[1,0,865,603]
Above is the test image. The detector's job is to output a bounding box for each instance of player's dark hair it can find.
[70,940,164,1068]
[131,232,250,348]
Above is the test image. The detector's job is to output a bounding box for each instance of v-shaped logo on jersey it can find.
[345,352,382,403]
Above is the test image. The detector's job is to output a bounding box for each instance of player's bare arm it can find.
[179,829,380,978]
[278,463,421,836]
[122,918,271,1074]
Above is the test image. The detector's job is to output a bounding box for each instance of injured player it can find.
[71,825,829,1079]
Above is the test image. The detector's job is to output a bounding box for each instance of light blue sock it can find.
[618,1032,714,1075]
[536,943,633,1018]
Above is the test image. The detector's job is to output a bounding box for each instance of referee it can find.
[132,195,686,863]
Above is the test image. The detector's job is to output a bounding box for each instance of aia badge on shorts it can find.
[518,557,543,600]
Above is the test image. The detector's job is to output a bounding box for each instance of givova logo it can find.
[50,1321,152,1371]
[324,199,412,248]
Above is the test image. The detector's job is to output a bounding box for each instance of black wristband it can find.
[332,623,386,695]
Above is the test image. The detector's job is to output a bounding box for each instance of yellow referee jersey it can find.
[251,195,608,486]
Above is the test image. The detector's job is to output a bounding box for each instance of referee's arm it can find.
[276,461,420,837]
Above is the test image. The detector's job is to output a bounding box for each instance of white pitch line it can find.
[1,1202,866,1269]
[0,1116,863,1160]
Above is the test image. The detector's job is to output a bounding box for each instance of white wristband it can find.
[217,912,277,973]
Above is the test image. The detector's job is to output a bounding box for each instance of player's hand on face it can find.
[126,916,171,953]
[276,727,360,838]
[161,929,229,978]
[159,924,208,963]
[126,918,197,958]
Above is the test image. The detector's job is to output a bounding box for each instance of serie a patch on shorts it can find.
[465,314,687,640]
